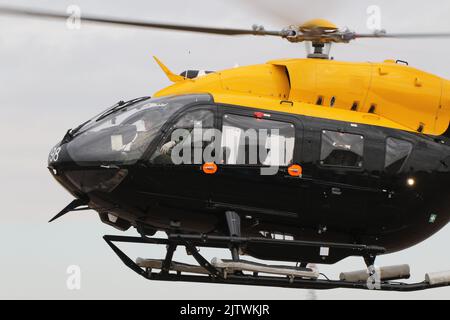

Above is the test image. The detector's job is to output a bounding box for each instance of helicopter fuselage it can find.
[48,58,450,263]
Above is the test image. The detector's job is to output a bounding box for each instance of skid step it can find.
[211,258,319,279]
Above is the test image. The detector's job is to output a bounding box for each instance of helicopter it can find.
[2,5,450,292]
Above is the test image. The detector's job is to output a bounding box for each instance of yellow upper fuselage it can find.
[154,58,450,136]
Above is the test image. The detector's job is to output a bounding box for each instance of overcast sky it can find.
[0,0,449,300]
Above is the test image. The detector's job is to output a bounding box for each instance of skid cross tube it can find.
[103,234,449,292]
[161,244,177,274]
[183,240,223,279]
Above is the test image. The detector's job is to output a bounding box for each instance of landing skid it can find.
[104,234,450,292]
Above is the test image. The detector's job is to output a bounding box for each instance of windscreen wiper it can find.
[62,96,151,143]
[61,119,93,143]
[96,96,150,122]
[68,99,128,138]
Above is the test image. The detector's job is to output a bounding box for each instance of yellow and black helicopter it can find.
[3,6,450,291]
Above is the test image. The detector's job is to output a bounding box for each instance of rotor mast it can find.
[306,42,332,59]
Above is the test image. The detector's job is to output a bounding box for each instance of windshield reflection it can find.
[66,94,211,165]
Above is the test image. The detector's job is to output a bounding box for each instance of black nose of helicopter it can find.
[46,96,157,197]
[48,141,128,199]
[47,94,210,211]
[48,142,83,198]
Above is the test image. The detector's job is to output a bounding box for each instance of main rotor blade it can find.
[0,6,281,36]
[355,32,450,39]
[240,0,302,26]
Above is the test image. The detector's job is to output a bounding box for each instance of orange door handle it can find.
[287,164,303,177]
[202,162,218,174]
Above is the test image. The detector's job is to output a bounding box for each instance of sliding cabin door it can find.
[304,120,370,232]
[211,106,307,221]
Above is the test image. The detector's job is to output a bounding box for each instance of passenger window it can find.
[385,138,413,173]
[320,130,364,168]
[221,114,295,166]
[151,109,214,164]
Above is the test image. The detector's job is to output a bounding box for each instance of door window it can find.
[151,109,214,164]
[221,114,295,166]
[320,130,364,168]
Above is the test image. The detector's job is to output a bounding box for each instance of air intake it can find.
[180,70,214,79]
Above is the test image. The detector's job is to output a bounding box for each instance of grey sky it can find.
[0,0,449,299]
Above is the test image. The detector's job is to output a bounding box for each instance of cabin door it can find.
[306,123,370,231]
[140,105,218,209]
[211,106,306,219]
